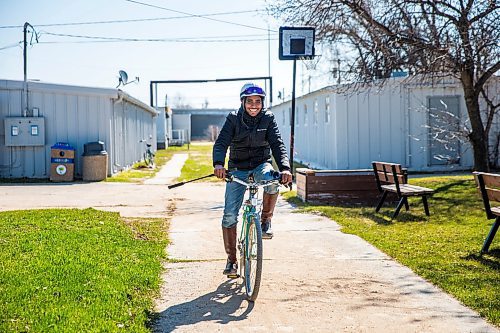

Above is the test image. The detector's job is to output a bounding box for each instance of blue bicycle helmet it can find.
[240,83,266,100]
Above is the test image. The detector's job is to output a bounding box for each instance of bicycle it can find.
[225,171,283,302]
[140,139,155,168]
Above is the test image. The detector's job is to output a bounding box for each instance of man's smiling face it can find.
[244,96,263,116]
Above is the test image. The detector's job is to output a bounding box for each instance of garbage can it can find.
[50,142,75,182]
[82,141,108,181]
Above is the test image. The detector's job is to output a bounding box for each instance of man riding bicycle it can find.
[213,83,293,276]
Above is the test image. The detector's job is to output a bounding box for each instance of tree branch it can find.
[475,60,500,91]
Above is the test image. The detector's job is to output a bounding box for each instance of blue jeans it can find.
[222,162,279,228]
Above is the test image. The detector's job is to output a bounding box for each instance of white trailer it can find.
[271,75,499,172]
[0,79,157,179]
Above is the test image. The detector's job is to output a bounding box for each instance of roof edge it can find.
[117,90,157,115]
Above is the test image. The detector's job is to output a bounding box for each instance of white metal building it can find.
[156,106,172,149]
[271,75,499,172]
[171,108,231,143]
[0,79,158,179]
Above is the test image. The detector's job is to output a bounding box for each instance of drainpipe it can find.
[113,91,124,105]
[113,92,125,171]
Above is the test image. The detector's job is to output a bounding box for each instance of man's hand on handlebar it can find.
[214,164,226,179]
[280,170,293,185]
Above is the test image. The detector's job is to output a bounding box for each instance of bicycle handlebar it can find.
[225,171,291,189]
[168,171,292,190]
[167,174,215,189]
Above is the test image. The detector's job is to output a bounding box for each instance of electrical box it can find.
[4,117,45,146]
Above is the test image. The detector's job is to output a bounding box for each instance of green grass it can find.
[283,174,500,327]
[107,145,189,183]
[176,143,218,182]
[0,209,168,332]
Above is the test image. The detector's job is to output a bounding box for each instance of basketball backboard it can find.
[279,27,315,60]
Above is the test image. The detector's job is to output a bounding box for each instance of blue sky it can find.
[0,0,332,109]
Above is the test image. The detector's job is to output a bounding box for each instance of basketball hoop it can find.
[302,54,322,71]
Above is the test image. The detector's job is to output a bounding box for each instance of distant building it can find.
[171,108,231,143]
[156,106,172,149]
[0,79,158,179]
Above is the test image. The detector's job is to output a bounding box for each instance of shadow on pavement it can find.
[151,279,254,332]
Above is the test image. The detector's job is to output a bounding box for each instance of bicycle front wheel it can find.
[244,216,263,301]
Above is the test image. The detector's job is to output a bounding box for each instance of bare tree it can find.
[268,0,499,171]
[172,93,192,109]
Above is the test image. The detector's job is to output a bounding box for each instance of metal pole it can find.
[155,83,158,108]
[149,81,153,107]
[289,59,297,175]
[23,22,28,116]
[269,77,273,107]
[268,26,271,108]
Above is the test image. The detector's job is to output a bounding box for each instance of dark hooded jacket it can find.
[213,106,290,171]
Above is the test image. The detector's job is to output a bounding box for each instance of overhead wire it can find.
[0,9,264,29]
[0,0,276,47]
[0,42,22,51]
[124,0,277,32]
[0,4,276,45]
[38,31,277,44]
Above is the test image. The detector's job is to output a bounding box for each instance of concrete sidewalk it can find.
[0,153,189,217]
[144,153,188,185]
[153,181,499,332]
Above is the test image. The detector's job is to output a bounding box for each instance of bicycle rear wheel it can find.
[244,216,263,301]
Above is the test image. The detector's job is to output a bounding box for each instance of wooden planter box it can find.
[296,168,380,204]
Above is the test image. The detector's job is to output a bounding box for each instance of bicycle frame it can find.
[228,173,280,301]
[238,178,260,276]
[231,174,276,246]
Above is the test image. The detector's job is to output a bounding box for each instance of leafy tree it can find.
[268,0,499,171]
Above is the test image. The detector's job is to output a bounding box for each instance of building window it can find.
[325,96,331,123]
[313,99,319,125]
[283,109,286,125]
[295,107,299,125]
[289,107,292,126]
[303,104,308,126]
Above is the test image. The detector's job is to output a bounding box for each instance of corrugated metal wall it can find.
[111,97,157,174]
[271,76,498,172]
[0,80,157,179]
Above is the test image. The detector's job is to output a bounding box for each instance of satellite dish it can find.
[116,70,139,88]
[118,70,128,87]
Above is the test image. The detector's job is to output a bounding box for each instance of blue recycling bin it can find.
[50,142,75,182]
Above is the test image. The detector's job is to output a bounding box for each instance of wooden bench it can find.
[372,161,435,218]
[473,172,500,253]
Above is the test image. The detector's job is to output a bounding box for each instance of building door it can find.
[428,96,461,165]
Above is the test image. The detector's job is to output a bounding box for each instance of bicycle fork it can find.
[238,202,259,280]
